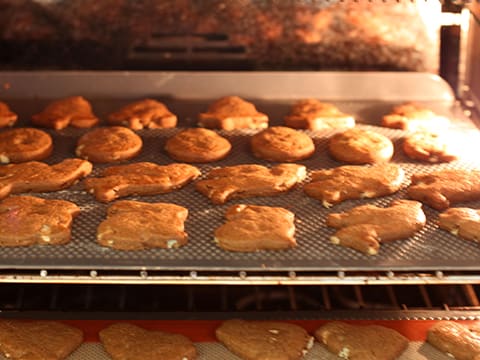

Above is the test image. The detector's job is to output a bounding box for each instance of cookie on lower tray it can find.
[100,323,197,360]
[107,98,177,130]
[97,200,188,250]
[0,101,18,128]
[315,321,408,360]
[165,128,231,163]
[0,320,83,360]
[216,319,314,360]
[382,102,450,132]
[328,128,394,164]
[284,99,355,130]
[326,199,426,255]
[439,207,480,243]
[32,96,99,130]
[75,126,143,163]
[84,162,200,202]
[427,321,480,360]
[198,96,268,130]
[214,204,296,252]
[403,131,457,163]
[304,163,405,208]
[0,127,53,164]
[250,126,315,162]
[195,163,306,204]
[408,169,480,210]
[0,158,93,200]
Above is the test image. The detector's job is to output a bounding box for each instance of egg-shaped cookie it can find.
[403,132,457,163]
[0,128,53,163]
[328,128,393,164]
[75,126,142,163]
[250,126,315,162]
[165,128,231,163]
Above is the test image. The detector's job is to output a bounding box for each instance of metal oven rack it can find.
[1,71,479,285]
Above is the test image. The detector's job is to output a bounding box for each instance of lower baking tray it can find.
[1,312,479,360]
[1,72,480,274]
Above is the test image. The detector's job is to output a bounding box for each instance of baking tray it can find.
[1,71,480,273]
[2,312,480,360]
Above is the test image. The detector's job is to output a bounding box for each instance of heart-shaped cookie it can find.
[99,323,197,360]
[0,320,83,360]
[216,319,314,360]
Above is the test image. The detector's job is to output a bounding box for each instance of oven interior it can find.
[1,1,480,359]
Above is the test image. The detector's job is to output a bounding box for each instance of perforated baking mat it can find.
[1,72,480,272]
[1,316,478,360]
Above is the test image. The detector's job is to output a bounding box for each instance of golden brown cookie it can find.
[75,126,143,163]
[304,163,405,208]
[198,96,268,130]
[0,101,18,128]
[250,126,315,162]
[382,102,450,132]
[97,200,188,250]
[403,131,457,163]
[439,207,480,243]
[428,321,480,360]
[328,128,394,164]
[216,319,314,360]
[99,323,197,360]
[0,128,53,164]
[107,99,177,130]
[195,163,306,204]
[0,195,79,246]
[327,200,426,255]
[32,96,99,130]
[408,169,480,210]
[0,320,83,360]
[214,204,296,252]
[0,158,93,200]
[315,321,408,360]
[84,162,200,202]
[284,99,355,130]
[165,128,231,163]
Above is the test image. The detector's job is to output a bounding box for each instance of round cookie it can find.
[403,132,457,163]
[328,128,393,164]
[75,126,142,163]
[0,128,53,164]
[250,126,315,162]
[165,128,231,163]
